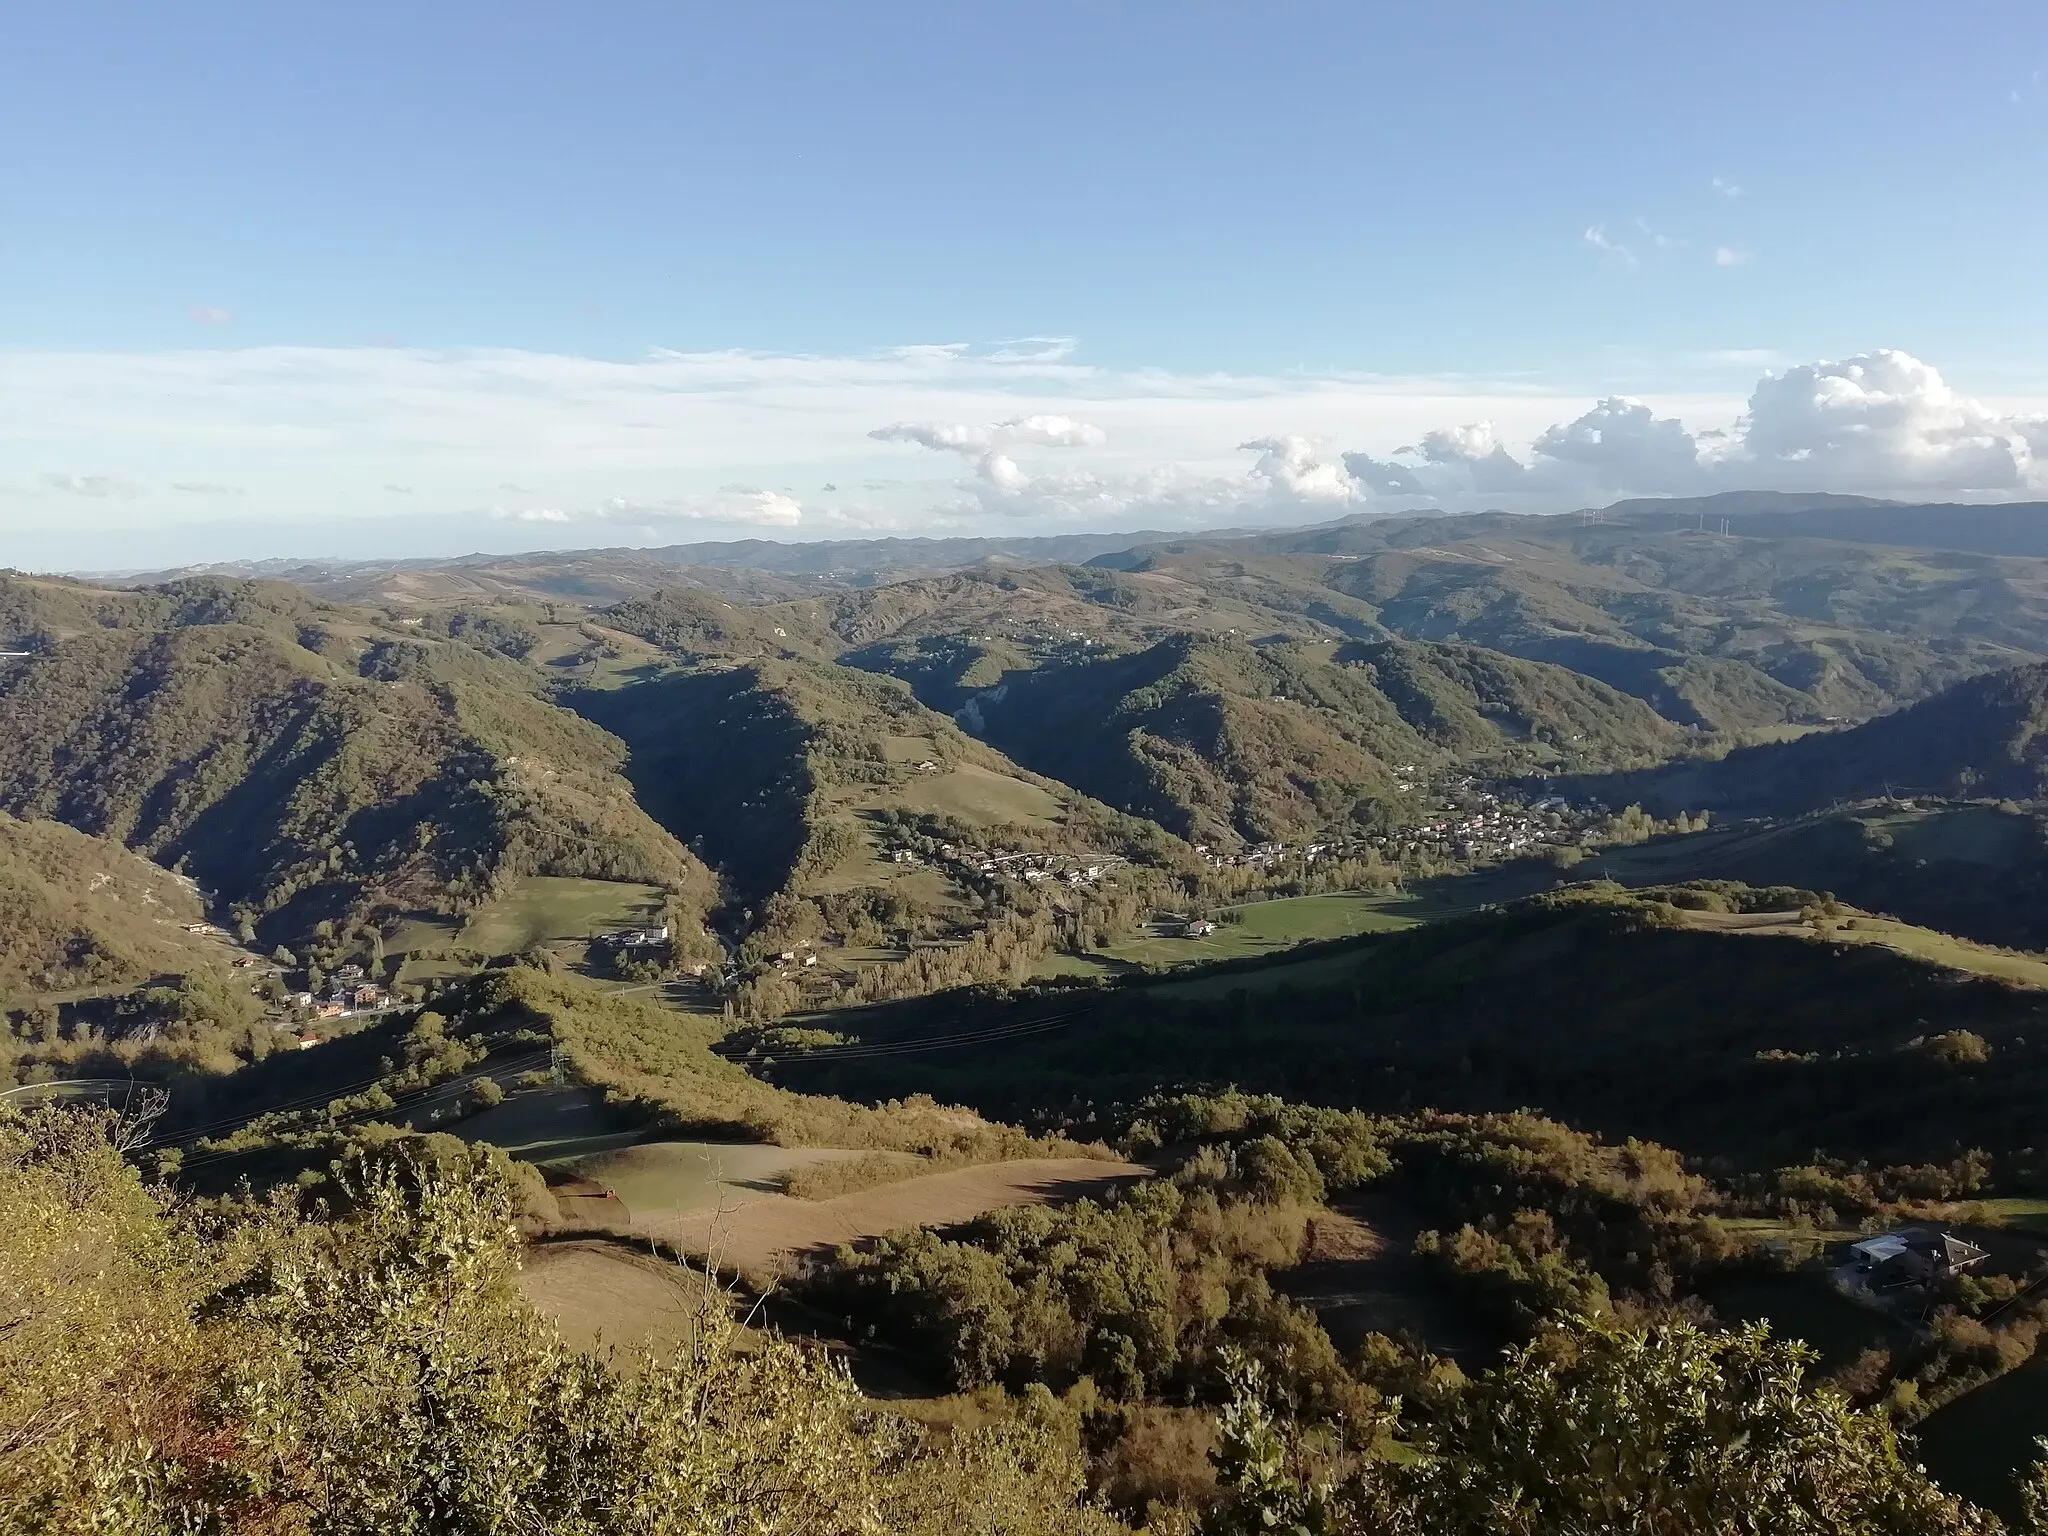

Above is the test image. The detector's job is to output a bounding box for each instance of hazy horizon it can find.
[7,3,2045,568]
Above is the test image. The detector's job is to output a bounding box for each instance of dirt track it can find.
[642,1156,1148,1281]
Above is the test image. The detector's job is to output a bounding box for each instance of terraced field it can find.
[641,1156,1148,1283]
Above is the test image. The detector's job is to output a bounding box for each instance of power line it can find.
[156,1049,551,1156]
[168,1052,552,1174]
[724,1010,1093,1066]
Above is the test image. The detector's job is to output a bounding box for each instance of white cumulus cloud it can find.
[1339,350,2048,503]
[870,413,1107,494]
[1531,397,1706,492]
[1238,436,1359,503]
[1725,349,2047,491]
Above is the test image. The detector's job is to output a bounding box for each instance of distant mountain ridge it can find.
[107,524,1274,589]
[91,494,2048,595]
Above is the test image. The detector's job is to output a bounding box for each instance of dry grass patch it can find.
[779,1150,930,1200]
[644,1157,1150,1285]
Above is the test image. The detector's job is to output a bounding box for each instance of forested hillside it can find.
[568,656,1191,948]
[0,587,715,948]
[957,633,1679,846]
[1089,511,2048,728]
[0,813,214,1000]
[1573,662,2048,816]
[774,882,2048,1174]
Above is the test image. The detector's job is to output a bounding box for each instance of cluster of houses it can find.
[894,841,1124,891]
[1194,841,1289,870]
[289,962,389,1020]
[1367,801,1578,864]
[594,924,670,950]
[1192,785,1616,874]
[773,947,821,975]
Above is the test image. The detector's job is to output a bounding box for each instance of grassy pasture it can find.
[545,1140,863,1222]
[879,732,939,764]
[386,876,670,981]
[1878,803,2037,865]
[1099,892,1419,969]
[1972,1197,2048,1234]
[1829,916,2048,989]
[640,1157,1147,1282]
[553,626,674,691]
[517,1240,714,1358]
[1028,952,1125,982]
[457,1088,869,1219]
[890,761,1065,826]
[1147,946,1388,1001]
[459,876,668,960]
[1711,1215,1858,1255]
[1677,907,2048,990]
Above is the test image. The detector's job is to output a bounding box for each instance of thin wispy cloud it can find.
[1635,219,1684,251]
[187,305,234,325]
[40,473,143,498]
[1711,175,1742,198]
[1583,224,1635,265]
[1713,246,1750,268]
[984,336,1079,363]
[594,488,804,527]
[170,481,244,495]
[3,340,2044,566]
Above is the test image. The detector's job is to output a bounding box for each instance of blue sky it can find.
[3,1,2046,568]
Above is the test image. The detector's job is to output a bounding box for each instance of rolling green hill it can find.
[603,560,1361,672]
[1571,662,2048,817]
[568,656,1189,919]
[777,883,2048,1174]
[431,508,2048,753]
[0,583,716,947]
[956,633,1682,846]
[1099,516,2047,729]
[1548,802,2048,951]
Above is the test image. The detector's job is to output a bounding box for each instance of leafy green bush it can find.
[0,1107,1125,1536]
